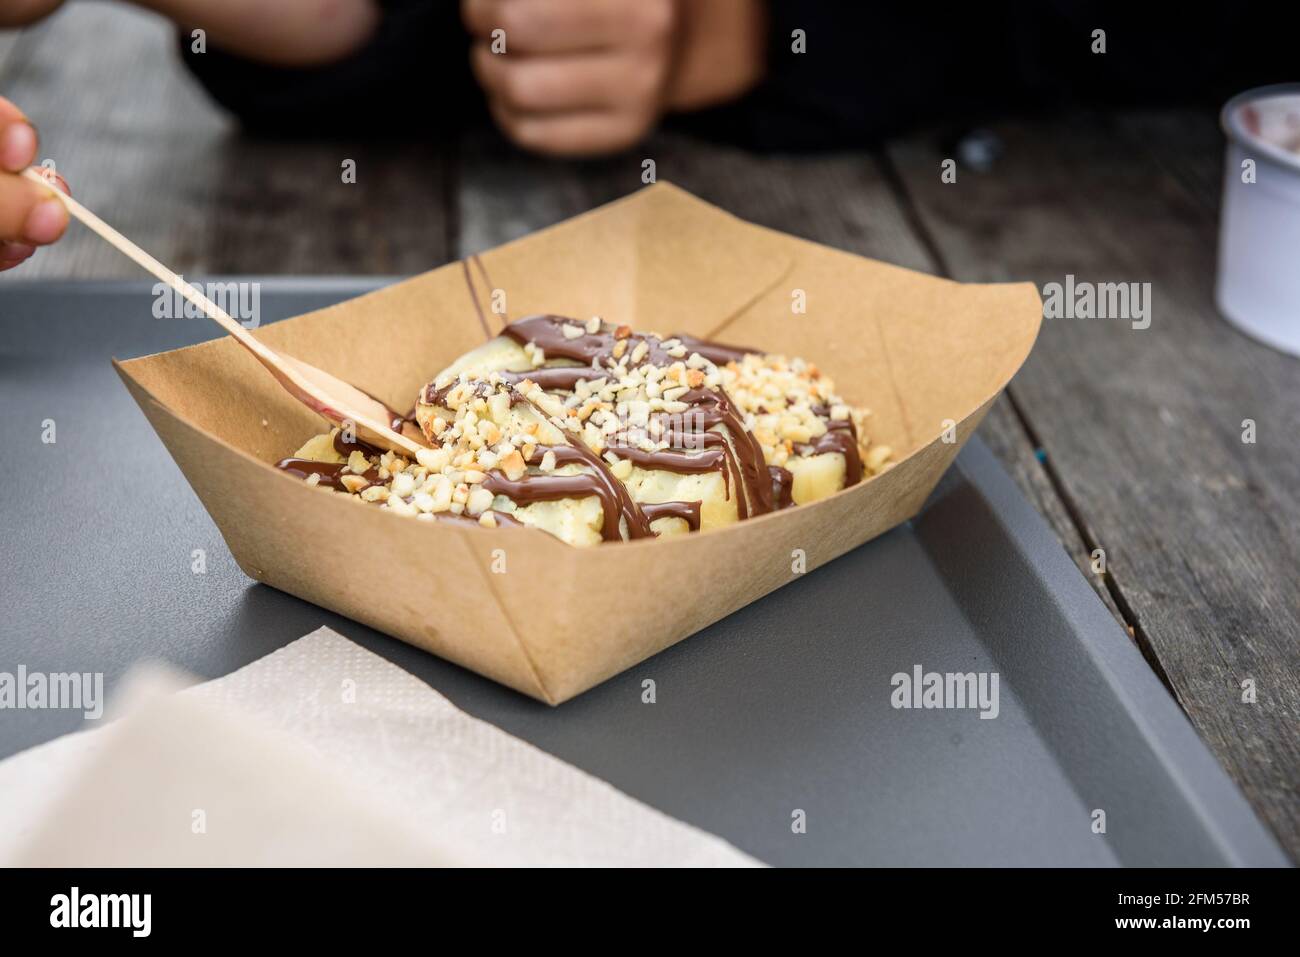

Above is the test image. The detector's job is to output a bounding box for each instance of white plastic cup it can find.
[1217,83,1300,358]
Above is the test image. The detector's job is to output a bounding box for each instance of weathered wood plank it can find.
[1118,110,1227,220]
[887,113,1300,858]
[0,3,449,278]
[460,128,933,272]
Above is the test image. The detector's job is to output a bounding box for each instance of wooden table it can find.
[4,5,1297,860]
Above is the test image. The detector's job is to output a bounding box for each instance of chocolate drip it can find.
[486,440,651,542]
[499,367,606,393]
[614,399,756,518]
[605,430,738,507]
[641,500,702,531]
[508,394,655,541]
[496,317,777,520]
[275,458,381,492]
[480,472,615,538]
[676,386,775,518]
[607,445,726,474]
[332,430,383,458]
[424,377,490,408]
[636,427,734,500]
[794,418,863,487]
[503,314,676,370]
[770,465,794,509]
[544,437,653,541]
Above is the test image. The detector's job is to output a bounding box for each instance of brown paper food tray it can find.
[114,183,1041,704]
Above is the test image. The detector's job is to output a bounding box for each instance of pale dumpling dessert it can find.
[275,315,892,545]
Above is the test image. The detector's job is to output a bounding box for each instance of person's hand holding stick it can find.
[0,96,69,272]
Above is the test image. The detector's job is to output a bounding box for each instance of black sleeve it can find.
[673,2,1294,152]
[178,0,483,137]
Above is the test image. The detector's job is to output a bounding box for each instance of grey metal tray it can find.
[0,279,1285,866]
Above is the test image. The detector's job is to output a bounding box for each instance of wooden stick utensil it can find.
[23,167,428,458]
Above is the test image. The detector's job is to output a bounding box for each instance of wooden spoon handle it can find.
[23,168,257,343]
[24,167,426,458]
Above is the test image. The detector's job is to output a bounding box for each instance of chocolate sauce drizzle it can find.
[493,316,779,522]
[481,439,652,542]
[770,465,795,510]
[279,314,862,540]
[800,403,863,486]
[275,451,525,530]
[274,457,382,492]
[641,500,702,531]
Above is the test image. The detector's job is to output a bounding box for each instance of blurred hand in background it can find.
[462,0,767,156]
[2,1,770,159]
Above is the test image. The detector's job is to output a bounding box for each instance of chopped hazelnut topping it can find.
[467,486,495,516]
[416,447,449,471]
[360,485,389,503]
[498,448,527,480]
[339,474,368,494]
[387,496,416,516]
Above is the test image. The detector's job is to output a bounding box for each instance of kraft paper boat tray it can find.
[0,279,1285,865]
[112,184,1043,705]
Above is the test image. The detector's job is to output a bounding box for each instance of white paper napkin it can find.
[0,627,760,867]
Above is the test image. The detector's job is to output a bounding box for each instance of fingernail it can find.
[23,198,67,244]
[0,241,35,261]
[0,122,37,173]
